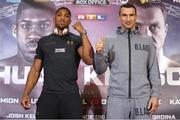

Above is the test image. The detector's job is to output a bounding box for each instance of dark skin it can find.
[21,8,94,109]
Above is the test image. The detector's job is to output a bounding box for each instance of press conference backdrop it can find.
[0,0,180,119]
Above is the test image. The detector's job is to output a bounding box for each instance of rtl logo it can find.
[77,14,106,20]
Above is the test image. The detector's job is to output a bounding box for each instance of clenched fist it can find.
[72,21,85,35]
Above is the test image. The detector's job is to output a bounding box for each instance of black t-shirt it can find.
[35,33,82,93]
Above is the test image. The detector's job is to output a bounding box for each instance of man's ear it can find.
[12,24,17,38]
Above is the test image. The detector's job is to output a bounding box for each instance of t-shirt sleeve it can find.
[35,39,44,60]
[77,36,82,49]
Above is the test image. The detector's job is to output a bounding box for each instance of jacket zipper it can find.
[128,29,131,99]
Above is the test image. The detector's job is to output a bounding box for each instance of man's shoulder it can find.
[40,33,54,40]
[67,32,82,43]
[105,34,116,41]
[69,32,81,38]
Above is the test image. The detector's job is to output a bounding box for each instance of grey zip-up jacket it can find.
[94,27,161,99]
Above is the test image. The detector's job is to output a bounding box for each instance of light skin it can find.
[136,7,168,58]
[12,8,54,64]
[21,8,94,109]
[119,7,137,30]
[96,7,159,115]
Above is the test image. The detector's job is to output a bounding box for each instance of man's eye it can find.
[57,14,62,17]
[122,14,127,17]
[21,23,31,29]
[130,14,135,17]
[65,15,70,18]
[40,23,49,29]
[149,25,159,33]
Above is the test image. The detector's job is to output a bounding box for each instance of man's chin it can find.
[57,26,67,30]
[125,26,134,29]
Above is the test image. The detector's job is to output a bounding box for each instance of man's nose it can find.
[127,16,130,21]
[146,27,152,37]
[28,35,40,43]
[28,25,42,35]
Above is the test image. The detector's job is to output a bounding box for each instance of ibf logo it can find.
[77,14,106,20]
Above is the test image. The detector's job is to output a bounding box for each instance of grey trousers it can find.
[106,96,151,119]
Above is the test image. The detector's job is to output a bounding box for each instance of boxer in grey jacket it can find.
[94,3,161,119]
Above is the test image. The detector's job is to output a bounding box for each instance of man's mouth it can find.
[126,22,132,26]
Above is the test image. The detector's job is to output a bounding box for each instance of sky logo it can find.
[6,0,21,3]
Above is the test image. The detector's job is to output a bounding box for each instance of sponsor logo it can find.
[140,0,149,4]
[6,0,21,3]
[55,48,66,53]
[110,0,128,5]
[83,115,105,119]
[0,98,37,104]
[74,0,109,5]
[118,0,128,4]
[169,99,180,105]
[140,0,161,4]
[82,98,107,105]
[77,14,106,20]
[152,115,176,120]
[34,0,50,2]
[6,113,35,119]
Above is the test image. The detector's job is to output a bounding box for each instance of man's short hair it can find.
[119,3,137,16]
[55,7,71,17]
[16,0,56,21]
[128,0,167,23]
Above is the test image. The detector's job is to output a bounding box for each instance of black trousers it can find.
[36,91,82,119]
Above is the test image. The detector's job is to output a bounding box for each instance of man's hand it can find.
[72,21,85,35]
[21,94,31,110]
[96,37,105,54]
[148,96,159,115]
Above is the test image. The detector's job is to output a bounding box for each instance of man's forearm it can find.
[23,67,40,96]
[81,34,94,65]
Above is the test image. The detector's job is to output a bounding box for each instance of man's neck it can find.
[122,26,136,31]
[57,28,64,36]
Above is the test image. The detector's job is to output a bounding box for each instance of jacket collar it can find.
[116,26,141,35]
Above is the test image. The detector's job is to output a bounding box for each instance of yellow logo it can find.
[140,0,149,4]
